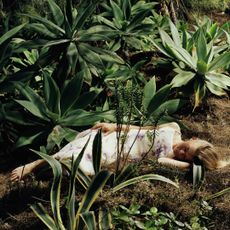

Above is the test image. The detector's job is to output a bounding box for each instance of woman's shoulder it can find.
[158,122,180,130]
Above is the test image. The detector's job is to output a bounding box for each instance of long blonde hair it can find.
[196,142,229,170]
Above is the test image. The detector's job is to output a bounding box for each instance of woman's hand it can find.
[91,122,117,135]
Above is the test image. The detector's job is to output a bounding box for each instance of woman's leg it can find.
[10,159,47,181]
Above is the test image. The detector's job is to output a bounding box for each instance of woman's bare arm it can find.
[158,157,190,170]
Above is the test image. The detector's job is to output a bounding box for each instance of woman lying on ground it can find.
[11,122,227,181]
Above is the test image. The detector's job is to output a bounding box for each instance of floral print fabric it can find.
[54,127,176,175]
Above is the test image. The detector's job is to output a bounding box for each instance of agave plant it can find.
[8,0,124,87]
[4,70,114,149]
[95,0,157,53]
[31,137,112,230]
[151,19,230,108]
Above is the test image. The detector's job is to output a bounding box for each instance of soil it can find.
[0,97,230,230]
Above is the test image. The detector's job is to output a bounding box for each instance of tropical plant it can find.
[151,19,230,108]
[112,204,202,229]
[31,139,112,230]
[4,70,114,149]
[5,0,124,87]
[95,0,157,54]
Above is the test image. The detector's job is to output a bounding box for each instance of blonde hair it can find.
[195,141,230,170]
[197,146,220,170]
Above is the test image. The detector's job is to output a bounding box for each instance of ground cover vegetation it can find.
[0,0,230,229]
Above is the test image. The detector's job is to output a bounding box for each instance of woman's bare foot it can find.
[10,165,33,182]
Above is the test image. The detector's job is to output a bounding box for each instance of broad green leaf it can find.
[171,45,196,69]
[110,0,124,21]
[74,1,97,30]
[31,203,56,230]
[169,20,181,46]
[147,84,171,116]
[143,77,156,110]
[197,60,208,75]
[47,0,64,26]
[77,170,112,215]
[43,72,61,114]
[205,73,230,89]
[60,73,84,114]
[92,129,102,174]
[32,150,65,229]
[66,0,73,26]
[122,0,131,20]
[67,42,78,73]
[112,174,178,193]
[22,14,65,35]
[28,23,57,38]
[0,23,26,45]
[89,45,124,64]
[208,52,230,71]
[95,15,117,29]
[196,29,207,62]
[171,71,195,88]
[60,110,104,126]
[153,99,186,117]
[206,82,226,96]
[72,89,102,110]
[15,131,45,148]
[80,211,97,230]
[15,100,49,120]
[78,43,104,69]
[159,29,175,47]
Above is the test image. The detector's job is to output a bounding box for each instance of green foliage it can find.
[112,204,209,230]
[31,137,112,230]
[151,19,230,108]
[5,70,114,149]
[95,0,157,53]
[12,0,124,86]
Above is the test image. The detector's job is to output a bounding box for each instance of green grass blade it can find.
[112,174,178,193]
[205,187,230,201]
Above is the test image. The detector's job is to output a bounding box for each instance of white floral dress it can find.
[54,127,176,175]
